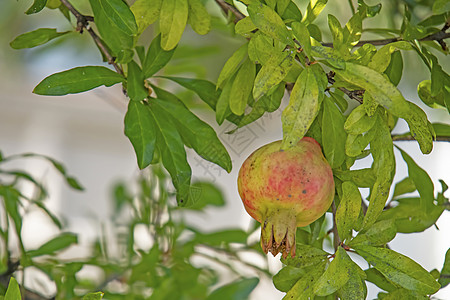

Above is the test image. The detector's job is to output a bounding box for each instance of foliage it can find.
[4,0,450,299]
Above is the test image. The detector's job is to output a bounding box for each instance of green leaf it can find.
[392,177,416,198]
[99,0,138,36]
[247,3,294,47]
[314,247,352,296]
[345,130,376,158]
[10,28,70,49]
[396,147,434,213]
[327,14,344,52]
[336,181,361,241]
[206,278,259,300]
[124,101,156,169]
[235,17,257,37]
[186,181,225,209]
[273,266,309,292]
[433,123,450,136]
[159,0,188,50]
[90,0,134,59]
[291,22,312,58]
[143,34,176,78]
[229,58,256,115]
[363,111,395,229]
[33,66,124,96]
[302,0,328,26]
[26,0,47,14]
[283,263,325,300]
[378,197,444,233]
[349,219,397,247]
[130,0,162,35]
[158,76,221,110]
[282,1,303,23]
[439,248,450,288]
[152,97,232,172]
[338,271,367,300]
[417,80,446,109]
[344,105,377,135]
[353,245,441,294]
[216,43,248,89]
[82,292,104,300]
[187,0,211,35]
[253,51,293,100]
[334,168,376,188]
[368,41,412,74]
[322,97,346,168]
[1,187,23,234]
[365,268,398,292]
[433,0,450,14]
[149,104,191,206]
[336,62,433,154]
[385,51,403,86]
[127,61,148,101]
[5,277,21,300]
[382,289,428,299]
[27,232,77,257]
[281,67,321,149]
[215,75,234,125]
[281,243,329,268]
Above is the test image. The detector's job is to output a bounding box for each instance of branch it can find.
[214,0,245,23]
[59,0,124,76]
[327,71,364,104]
[392,135,450,142]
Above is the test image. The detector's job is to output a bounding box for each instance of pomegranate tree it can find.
[238,137,335,258]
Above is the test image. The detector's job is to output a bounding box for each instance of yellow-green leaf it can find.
[131,0,162,35]
[187,0,211,35]
[159,0,188,50]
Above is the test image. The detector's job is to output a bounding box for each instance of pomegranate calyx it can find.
[261,210,297,258]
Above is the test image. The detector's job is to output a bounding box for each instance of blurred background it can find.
[0,0,449,299]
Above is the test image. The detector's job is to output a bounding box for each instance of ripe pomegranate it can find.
[237,137,334,258]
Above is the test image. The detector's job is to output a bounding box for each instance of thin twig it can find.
[215,0,245,23]
[59,0,124,76]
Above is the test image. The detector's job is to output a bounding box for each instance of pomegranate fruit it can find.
[237,137,334,258]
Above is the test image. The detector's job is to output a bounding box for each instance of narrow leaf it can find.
[349,219,397,247]
[281,67,321,149]
[314,247,352,296]
[247,3,294,46]
[152,98,232,172]
[26,0,47,14]
[353,245,441,294]
[216,43,248,89]
[283,263,325,300]
[10,28,70,49]
[273,266,308,292]
[291,22,312,58]
[363,112,395,229]
[336,181,361,241]
[229,58,256,115]
[33,66,124,96]
[83,292,104,300]
[99,0,138,35]
[27,232,77,257]
[252,51,293,100]
[187,0,211,35]
[127,60,148,101]
[302,0,328,26]
[396,146,434,213]
[281,243,329,268]
[5,277,21,300]
[131,0,162,35]
[439,248,450,288]
[322,97,346,168]
[159,0,188,50]
[143,34,176,78]
[149,103,191,205]
[124,101,157,169]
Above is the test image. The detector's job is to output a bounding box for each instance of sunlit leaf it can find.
[302,0,328,26]
[353,245,441,294]
[131,0,162,35]
[247,3,294,46]
[314,247,352,296]
[216,43,248,89]
[82,292,104,300]
[159,0,188,50]
[349,219,397,247]
[336,181,361,241]
[283,263,325,299]
[5,277,21,300]
[229,58,256,115]
[281,243,329,268]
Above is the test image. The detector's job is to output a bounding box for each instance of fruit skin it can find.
[237,137,334,258]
